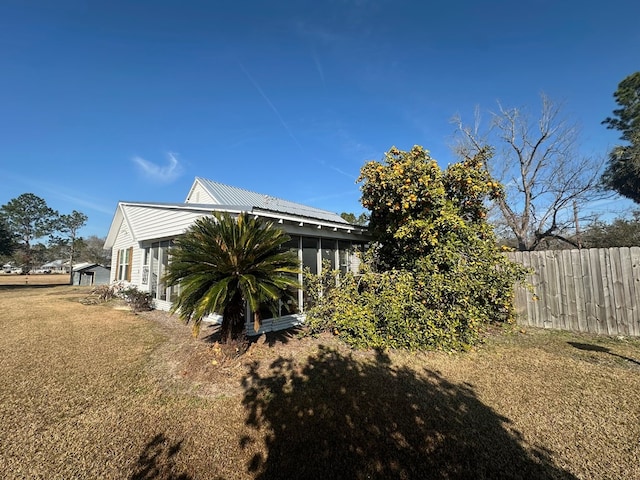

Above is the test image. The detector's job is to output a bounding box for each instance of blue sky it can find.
[1,0,639,238]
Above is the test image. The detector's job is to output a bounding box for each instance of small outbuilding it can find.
[72,263,111,286]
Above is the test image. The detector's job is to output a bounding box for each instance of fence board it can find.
[580,248,598,334]
[570,249,586,332]
[630,247,640,336]
[602,248,619,335]
[561,250,577,331]
[612,248,631,335]
[592,248,609,335]
[508,247,640,337]
[531,251,546,327]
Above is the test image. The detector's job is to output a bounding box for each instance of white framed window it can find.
[116,247,132,281]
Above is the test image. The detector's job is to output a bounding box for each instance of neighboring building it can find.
[40,260,68,274]
[72,263,111,286]
[104,177,368,334]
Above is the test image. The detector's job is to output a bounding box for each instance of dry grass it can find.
[0,273,70,286]
[0,282,639,479]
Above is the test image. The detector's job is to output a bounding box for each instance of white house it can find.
[104,177,368,334]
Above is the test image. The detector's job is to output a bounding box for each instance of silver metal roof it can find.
[196,177,350,224]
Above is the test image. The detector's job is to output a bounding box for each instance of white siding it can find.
[153,297,304,335]
[110,221,134,283]
[248,314,305,335]
[185,181,217,204]
[125,205,206,242]
[110,218,145,285]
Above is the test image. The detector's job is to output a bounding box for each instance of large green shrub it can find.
[304,146,527,351]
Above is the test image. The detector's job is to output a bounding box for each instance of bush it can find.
[304,255,524,351]
[303,145,527,351]
[89,282,153,313]
[91,284,119,302]
[120,287,153,313]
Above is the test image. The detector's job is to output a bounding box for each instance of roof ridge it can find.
[198,177,341,216]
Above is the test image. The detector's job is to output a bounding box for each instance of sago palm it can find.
[164,212,300,342]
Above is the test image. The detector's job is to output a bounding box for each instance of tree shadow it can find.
[241,346,577,480]
[130,433,191,480]
[249,327,303,348]
[201,324,225,344]
[568,341,640,366]
[201,325,301,348]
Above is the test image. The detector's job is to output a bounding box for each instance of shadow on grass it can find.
[249,327,303,348]
[241,346,576,480]
[568,341,640,366]
[130,433,191,480]
[201,325,302,348]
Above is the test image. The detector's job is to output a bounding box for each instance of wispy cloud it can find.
[0,169,115,215]
[47,192,116,216]
[132,152,183,183]
[237,62,305,152]
[335,128,380,161]
[329,164,357,180]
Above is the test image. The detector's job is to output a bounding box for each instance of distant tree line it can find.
[340,212,368,226]
[497,210,640,250]
[0,193,109,277]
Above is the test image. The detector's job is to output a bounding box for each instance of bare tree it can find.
[77,235,111,265]
[454,94,606,251]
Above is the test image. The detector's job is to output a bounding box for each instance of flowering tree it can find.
[359,145,503,270]
[305,145,526,351]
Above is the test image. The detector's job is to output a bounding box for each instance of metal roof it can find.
[195,177,350,225]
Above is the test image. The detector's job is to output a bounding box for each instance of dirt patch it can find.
[139,309,358,400]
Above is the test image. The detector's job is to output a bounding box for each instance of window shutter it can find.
[126,247,133,281]
[114,250,121,281]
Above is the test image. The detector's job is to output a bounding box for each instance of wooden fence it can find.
[507,247,640,337]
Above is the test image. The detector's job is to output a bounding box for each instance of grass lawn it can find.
[1,282,639,479]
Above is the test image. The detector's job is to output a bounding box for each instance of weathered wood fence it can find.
[507,247,640,337]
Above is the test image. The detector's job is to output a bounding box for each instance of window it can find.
[338,241,351,274]
[302,237,318,275]
[158,241,170,301]
[253,235,361,318]
[147,240,174,302]
[116,247,132,281]
[321,239,336,270]
[141,248,150,284]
